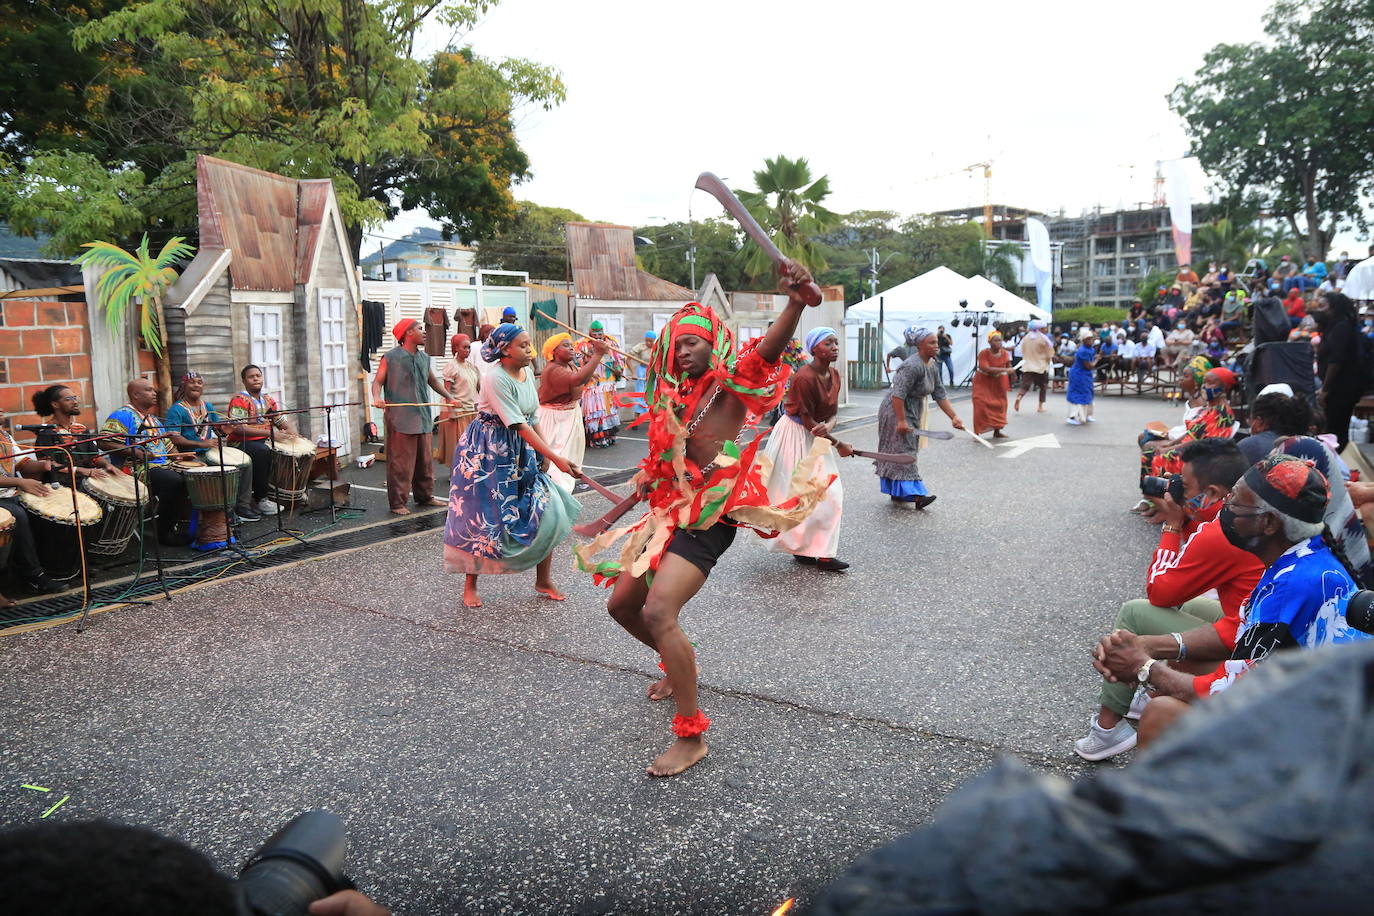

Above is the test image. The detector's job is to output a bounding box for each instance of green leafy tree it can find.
[75,233,195,409]
[473,201,585,280]
[1169,0,1374,259]
[1136,268,1176,307]
[964,239,1021,290]
[735,155,840,278]
[634,218,751,292]
[0,0,565,259]
[1192,217,1259,270]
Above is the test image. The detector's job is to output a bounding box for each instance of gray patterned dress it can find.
[875,355,945,496]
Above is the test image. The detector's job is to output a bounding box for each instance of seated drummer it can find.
[226,365,301,518]
[30,385,117,485]
[164,371,259,524]
[0,424,66,600]
[101,377,191,547]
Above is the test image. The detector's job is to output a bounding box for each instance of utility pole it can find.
[868,247,879,300]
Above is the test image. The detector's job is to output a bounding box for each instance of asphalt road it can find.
[0,389,1170,914]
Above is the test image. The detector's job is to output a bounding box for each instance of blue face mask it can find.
[1185,490,1217,515]
[1203,385,1224,401]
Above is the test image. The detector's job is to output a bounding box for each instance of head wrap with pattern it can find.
[481,323,524,363]
[1183,355,1212,388]
[904,326,934,347]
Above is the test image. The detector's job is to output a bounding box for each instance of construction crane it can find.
[964,162,993,236]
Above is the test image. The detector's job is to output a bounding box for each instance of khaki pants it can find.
[1099,596,1222,716]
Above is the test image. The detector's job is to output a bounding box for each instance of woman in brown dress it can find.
[972,330,1014,438]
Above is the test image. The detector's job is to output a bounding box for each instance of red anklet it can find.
[671,710,710,738]
[657,659,666,672]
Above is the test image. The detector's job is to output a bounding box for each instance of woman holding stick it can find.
[443,323,580,609]
[537,332,608,492]
[763,327,853,570]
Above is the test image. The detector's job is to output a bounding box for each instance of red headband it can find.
[393,318,418,342]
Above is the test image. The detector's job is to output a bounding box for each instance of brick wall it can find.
[0,298,96,429]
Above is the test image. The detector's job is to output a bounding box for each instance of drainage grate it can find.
[0,511,448,627]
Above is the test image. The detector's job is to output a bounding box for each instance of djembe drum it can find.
[182,464,241,549]
[20,485,102,580]
[81,471,150,556]
[267,436,315,511]
[0,505,14,554]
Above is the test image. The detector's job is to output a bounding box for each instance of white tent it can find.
[966,274,1051,322]
[845,267,997,385]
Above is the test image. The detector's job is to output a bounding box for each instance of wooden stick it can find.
[537,312,649,367]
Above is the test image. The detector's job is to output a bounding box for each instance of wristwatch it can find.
[1137,658,1159,688]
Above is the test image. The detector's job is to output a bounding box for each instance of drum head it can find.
[171,458,207,471]
[82,471,145,506]
[20,486,102,525]
[268,436,315,457]
[0,505,13,530]
[205,445,251,467]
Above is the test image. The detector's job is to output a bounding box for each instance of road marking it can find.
[996,433,1061,458]
[577,464,620,471]
[350,484,388,492]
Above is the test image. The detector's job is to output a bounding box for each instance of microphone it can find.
[1346,590,1374,635]
[17,424,55,432]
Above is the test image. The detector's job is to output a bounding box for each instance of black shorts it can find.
[664,519,738,576]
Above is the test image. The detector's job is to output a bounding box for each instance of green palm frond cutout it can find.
[75,234,194,357]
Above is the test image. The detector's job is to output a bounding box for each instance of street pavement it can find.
[0,388,1174,914]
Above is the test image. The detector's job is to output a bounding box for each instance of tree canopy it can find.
[735,155,840,278]
[472,201,585,280]
[1169,0,1374,258]
[0,0,564,259]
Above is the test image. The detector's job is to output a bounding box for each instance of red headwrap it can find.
[451,333,470,357]
[1207,367,1237,390]
[393,318,418,342]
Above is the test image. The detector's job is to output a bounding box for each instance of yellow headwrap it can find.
[541,332,572,362]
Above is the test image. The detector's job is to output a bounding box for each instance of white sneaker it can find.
[256,498,280,516]
[1125,687,1150,721]
[1086,416,1098,423]
[1073,714,1137,761]
[1066,417,1082,426]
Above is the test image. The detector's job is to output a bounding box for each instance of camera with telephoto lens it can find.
[1140,474,1185,503]
[234,810,351,916]
[1346,590,1374,635]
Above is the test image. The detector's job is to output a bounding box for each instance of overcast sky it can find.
[370,0,1364,255]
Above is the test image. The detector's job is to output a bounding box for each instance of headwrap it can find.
[589,320,605,332]
[1206,366,1237,390]
[1258,382,1294,398]
[1028,319,1046,331]
[903,326,934,347]
[501,306,517,319]
[1243,453,1329,525]
[1079,328,1096,342]
[450,333,470,357]
[173,371,203,402]
[1183,355,1212,388]
[541,332,572,362]
[804,327,838,354]
[986,329,1003,342]
[481,323,524,363]
[644,330,657,340]
[392,317,418,342]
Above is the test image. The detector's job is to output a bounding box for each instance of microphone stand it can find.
[130,421,172,604]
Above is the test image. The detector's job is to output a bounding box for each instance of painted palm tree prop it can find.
[75,234,194,410]
[725,155,839,280]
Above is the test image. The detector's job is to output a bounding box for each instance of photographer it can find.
[1074,440,1262,761]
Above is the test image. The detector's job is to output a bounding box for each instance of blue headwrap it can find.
[481,323,524,363]
[904,326,934,347]
[804,326,838,354]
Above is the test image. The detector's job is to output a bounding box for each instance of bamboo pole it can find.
[536,312,649,367]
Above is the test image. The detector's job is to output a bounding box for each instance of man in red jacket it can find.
[1074,439,1264,760]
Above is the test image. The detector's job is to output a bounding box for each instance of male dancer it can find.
[578,261,830,776]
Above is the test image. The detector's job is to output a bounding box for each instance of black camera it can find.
[1346,590,1374,635]
[235,810,351,916]
[1141,474,1185,503]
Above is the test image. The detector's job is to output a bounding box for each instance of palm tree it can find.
[735,155,840,280]
[75,234,195,410]
[966,238,1021,290]
[1192,218,1258,270]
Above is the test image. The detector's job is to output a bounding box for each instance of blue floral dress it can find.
[443,366,579,575]
[1066,344,1096,405]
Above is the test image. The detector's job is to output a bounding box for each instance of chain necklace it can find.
[681,385,722,435]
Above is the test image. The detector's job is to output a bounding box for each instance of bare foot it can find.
[647,737,708,777]
[1013,397,1022,412]
[390,507,410,516]
[534,583,566,601]
[421,497,446,507]
[647,661,700,701]
[0,592,14,609]
[462,582,482,608]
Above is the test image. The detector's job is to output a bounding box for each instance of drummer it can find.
[101,377,192,547]
[226,365,301,518]
[30,385,117,484]
[164,372,259,523]
[0,423,70,599]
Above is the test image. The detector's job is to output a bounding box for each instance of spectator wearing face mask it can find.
[1313,293,1368,450]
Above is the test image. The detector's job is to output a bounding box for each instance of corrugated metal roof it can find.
[565,222,695,301]
[196,156,345,292]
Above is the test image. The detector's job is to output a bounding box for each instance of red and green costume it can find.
[574,303,835,586]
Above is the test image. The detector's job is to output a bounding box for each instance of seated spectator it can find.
[1076,439,1262,760]
[1200,261,1220,286]
[1239,389,1311,465]
[1142,367,1238,479]
[1283,287,1307,327]
[1164,323,1194,370]
[1097,454,1372,750]
[1176,263,1199,295]
[1135,356,1211,481]
[1217,262,1234,292]
[1273,435,1372,586]
[1219,290,1247,339]
[1133,331,1159,384]
[1200,316,1226,359]
[1274,254,1299,292]
[1301,256,1328,290]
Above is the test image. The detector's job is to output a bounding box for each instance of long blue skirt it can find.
[443,412,578,575]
